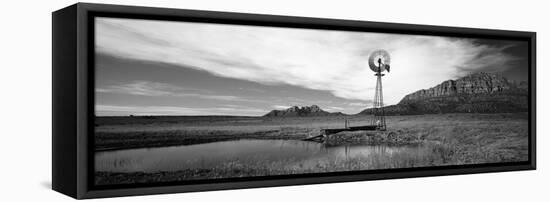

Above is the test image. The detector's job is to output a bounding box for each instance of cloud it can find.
[455,44,520,73]
[96,105,266,116]
[97,80,249,102]
[96,17,520,104]
[326,106,345,112]
[348,102,370,107]
[272,105,291,109]
[96,81,184,96]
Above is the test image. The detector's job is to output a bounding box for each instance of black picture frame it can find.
[52,3,536,199]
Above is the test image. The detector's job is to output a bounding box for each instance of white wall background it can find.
[0,0,547,201]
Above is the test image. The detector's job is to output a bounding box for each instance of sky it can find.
[94,17,528,116]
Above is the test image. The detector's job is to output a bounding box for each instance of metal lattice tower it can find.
[372,65,386,130]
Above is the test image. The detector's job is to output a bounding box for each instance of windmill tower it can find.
[368,50,391,131]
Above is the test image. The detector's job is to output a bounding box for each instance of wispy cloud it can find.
[96,105,267,116]
[96,81,184,96]
[272,105,291,110]
[325,106,345,112]
[97,18,521,104]
[97,80,251,102]
[456,44,520,73]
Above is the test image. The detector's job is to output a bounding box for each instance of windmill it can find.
[305,49,392,141]
[368,50,391,131]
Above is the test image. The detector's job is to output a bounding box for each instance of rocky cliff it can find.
[264,105,344,117]
[360,72,528,115]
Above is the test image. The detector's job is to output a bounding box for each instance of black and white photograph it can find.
[93,17,530,186]
[4,0,550,201]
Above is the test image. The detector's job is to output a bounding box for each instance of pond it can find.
[95,139,429,173]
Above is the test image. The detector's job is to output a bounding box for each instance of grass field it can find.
[94,113,529,185]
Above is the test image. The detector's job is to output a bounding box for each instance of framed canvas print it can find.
[52,3,536,199]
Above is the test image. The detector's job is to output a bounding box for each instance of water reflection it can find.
[95,139,424,173]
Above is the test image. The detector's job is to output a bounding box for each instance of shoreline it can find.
[95,129,426,152]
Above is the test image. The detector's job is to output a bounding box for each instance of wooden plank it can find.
[304,125,379,141]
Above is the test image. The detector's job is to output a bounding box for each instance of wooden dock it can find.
[303,125,379,141]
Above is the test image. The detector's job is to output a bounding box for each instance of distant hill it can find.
[264,105,344,117]
[359,72,528,115]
